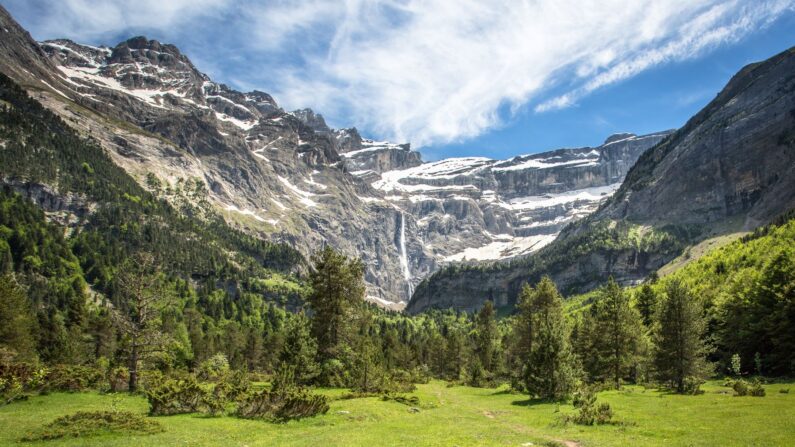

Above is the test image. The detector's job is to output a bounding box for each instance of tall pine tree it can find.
[585,277,646,388]
[520,277,578,400]
[654,280,711,393]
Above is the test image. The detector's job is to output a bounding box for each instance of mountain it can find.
[0,6,671,309]
[408,45,795,313]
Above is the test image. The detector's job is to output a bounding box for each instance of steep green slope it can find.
[0,72,309,364]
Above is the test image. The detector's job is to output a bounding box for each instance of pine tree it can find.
[654,280,711,393]
[307,246,365,370]
[279,312,320,385]
[509,283,536,390]
[522,277,578,400]
[112,254,175,392]
[474,300,498,375]
[587,277,645,388]
[635,282,657,327]
[0,274,37,361]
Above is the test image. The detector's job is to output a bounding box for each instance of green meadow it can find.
[2,380,793,447]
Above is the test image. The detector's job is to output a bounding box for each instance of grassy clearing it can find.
[1,380,793,446]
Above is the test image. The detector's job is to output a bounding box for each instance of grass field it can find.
[1,380,793,446]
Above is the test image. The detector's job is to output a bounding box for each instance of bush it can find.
[145,374,207,416]
[197,354,230,381]
[203,371,251,416]
[749,379,766,397]
[0,361,46,405]
[45,365,103,392]
[682,376,705,395]
[381,392,420,406]
[732,379,749,396]
[236,385,329,422]
[20,411,162,441]
[780,389,790,394]
[566,387,613,425]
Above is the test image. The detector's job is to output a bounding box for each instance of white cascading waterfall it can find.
[398,212,413,298]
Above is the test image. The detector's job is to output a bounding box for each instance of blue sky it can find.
[4,0,795,161]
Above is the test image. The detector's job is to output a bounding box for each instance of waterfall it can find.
[398,212,413,298]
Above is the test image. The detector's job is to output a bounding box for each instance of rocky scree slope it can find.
[408,45,795,314]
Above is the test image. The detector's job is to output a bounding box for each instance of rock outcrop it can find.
[408,45,795,313]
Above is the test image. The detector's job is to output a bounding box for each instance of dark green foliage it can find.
[635,282,657,327]
[566,386,614,425]
[578,278,647,388]
[517,277,578,400]
[235,384,329,422]
[44,365,104,392]
[381,392,420,406]
[0,275,36,361]
[20,411,162,441]
[0,359,47,405]
[732,378,765,397]
[307,246,365,367]
[278,312,319,385]
[653,280,711,393]
[145,374,206,416]
[474,301,499,376]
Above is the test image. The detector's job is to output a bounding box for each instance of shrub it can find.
[682,376,705,395]
[381,392,420,406]
[20,411,162,441]
[45,365,103,392]
[566,387,613,425]
[145,374,207,416]
[0,361,46,405]
[749,379,766,397]
[203,371,251,416]
[780,389,790,394]
[732,379,749,396]
[236,385,329,422]
[197,354,230,381]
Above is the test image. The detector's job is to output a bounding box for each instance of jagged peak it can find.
[292,108,330,133]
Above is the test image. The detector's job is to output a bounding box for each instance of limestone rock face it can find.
[0,5,723,311]
[409,46,795,314]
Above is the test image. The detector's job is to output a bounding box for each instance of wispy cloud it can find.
[4,0,793,147]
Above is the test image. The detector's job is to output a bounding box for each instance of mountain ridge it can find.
[408,44,795,313]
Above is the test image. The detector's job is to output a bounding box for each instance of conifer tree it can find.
[636,283,657,327]
[112,254,174,392]
[0,274,37,361]
[587,277,645,388]
[307,247,365,361]
[279,312,320,385]
[654,280,711,393]
[474,300,498,374]
[522,277,578,400]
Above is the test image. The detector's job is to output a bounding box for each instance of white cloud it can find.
[4,0,231,41]
[252,0,793,146]
[6,0,794,147]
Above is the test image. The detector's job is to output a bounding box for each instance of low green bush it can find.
[236,385,329,422]
[45,365,103,392]
[381,392,420,406]
[0,361,47,405]
[145,374,207,416]
[682,376,705,395]
[566,387,614,425]
[20,411,162,441]
[730,378,765,396]
[197,354,230,382]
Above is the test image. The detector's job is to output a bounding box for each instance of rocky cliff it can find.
[408,45,795,313]
[0,6,676,309]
